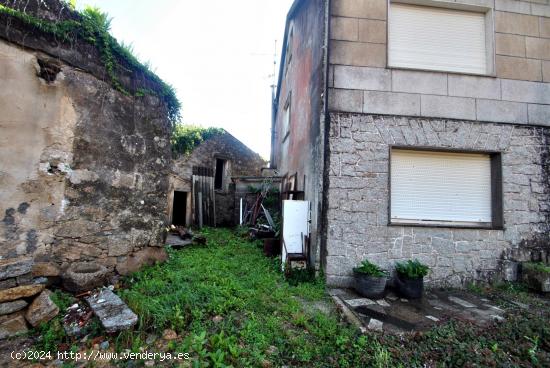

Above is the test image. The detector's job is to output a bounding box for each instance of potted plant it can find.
[353,259,388,299]
[394,259,430,299]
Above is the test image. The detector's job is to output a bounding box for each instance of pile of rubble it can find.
[166,225,206,249]
[0,258,60,339]
[0,258,139,340]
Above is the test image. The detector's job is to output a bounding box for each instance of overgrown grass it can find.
[117,228,549,367]
[30,229,550,367]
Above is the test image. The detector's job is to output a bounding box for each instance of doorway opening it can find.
[172,191,188,226]
[215,158,227,190]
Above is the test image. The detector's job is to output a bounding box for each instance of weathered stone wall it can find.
[272,0,328,269]
[326,112,550,287]
[170,133,266,226]
[0,38,172,275]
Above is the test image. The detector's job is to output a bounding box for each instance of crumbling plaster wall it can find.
[272,0,327,269]
[0,38,172,274]
[325,113,550,287]
[170,133,266,226]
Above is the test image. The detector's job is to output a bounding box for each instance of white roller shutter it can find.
[391,150,492,224]
[389,3,487,74]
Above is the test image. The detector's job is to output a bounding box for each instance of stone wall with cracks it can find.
[0,36,172,275]
[325,112,550,287]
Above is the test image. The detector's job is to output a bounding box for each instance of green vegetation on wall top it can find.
[0,2,181,125]
[171,124,225,156]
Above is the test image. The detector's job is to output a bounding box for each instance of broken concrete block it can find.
[0,313,28,340]
[0,258,33,281]
[0,285,45,303]
[0,300,28,316]
[85,289,137,333]
[502,260,518,282]
[62,262,109,293]
[32,262,60,277]
[25,290,59,327]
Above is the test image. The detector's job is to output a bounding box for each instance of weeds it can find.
[28,228,550,367]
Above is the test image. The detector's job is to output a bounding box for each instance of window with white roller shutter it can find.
[390,149,502,227]
[389,3,490,75]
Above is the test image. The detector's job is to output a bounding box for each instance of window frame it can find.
[282,94,291,142]
[285,26,294,76]
[387,146,503,230]
[387,0,496,77]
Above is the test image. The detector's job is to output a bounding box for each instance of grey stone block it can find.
[420,95,476,120]
[531,3,550,17]
[459,0,495,7]
[0,300,27,316]
[392,70,447,95]
[85,289,137,333]
[0,279,16,291]
[495,0,531,14]
[0,258,33,281]
[334,66,391,91]
[476,99,528,124]
[527,104,550,126]
[448,75,501,100]
[501,79,550,104]
[363,91,420,116]
[329,88,363,113]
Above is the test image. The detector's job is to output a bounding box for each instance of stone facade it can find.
[276,0,550,286]
[326,113,550,286]
[0,0,173,276]
[328,0,550,125]
[170,133,266,227]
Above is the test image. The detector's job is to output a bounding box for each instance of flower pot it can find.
[353,269,387,299]
[394,273,424,299]
[263,238,280,257]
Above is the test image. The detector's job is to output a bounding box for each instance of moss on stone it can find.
[0,2,181,125]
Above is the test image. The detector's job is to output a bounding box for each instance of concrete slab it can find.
[345,298,376,307]
[85,289,137,333]
[448,296,477,308]
[332,287,513,334]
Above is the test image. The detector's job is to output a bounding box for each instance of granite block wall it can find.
[325,112,550,287]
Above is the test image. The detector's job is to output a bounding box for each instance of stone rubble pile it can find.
[0,258,60,339]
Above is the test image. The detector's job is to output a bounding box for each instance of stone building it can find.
[169,132,266,227]
[272,0,550,287]
[0,0,177,276]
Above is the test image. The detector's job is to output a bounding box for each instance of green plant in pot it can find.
[394,259,429,299]
[353,259,388,299]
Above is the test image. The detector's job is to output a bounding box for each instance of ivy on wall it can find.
[0,3,181,125]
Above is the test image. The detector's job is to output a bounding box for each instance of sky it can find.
[78,0,295,159]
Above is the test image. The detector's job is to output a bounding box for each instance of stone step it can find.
[85,289,137,333]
